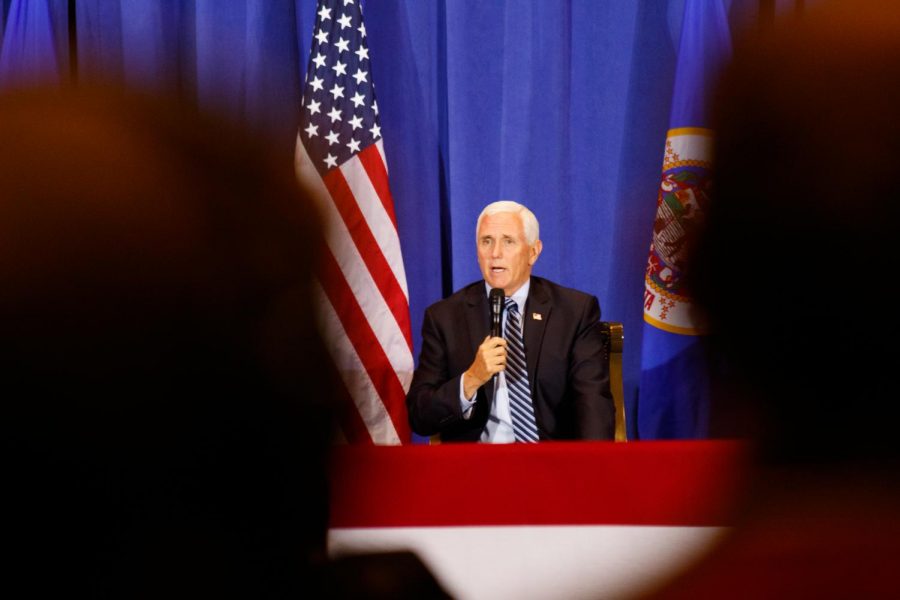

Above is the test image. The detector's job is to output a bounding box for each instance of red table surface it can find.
[329,440,750,528]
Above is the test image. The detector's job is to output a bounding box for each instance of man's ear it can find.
[529,240,543,265]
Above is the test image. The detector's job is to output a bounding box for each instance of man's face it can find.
[476,211,542,296]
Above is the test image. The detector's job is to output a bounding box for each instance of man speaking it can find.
[407,201,614,442]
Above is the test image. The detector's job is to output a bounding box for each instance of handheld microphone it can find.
[489,288,505,338]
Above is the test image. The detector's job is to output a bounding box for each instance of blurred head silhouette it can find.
[0,87,335,597]
[645,3,900,597]
[640,2,900,598]
[694,1,900,467]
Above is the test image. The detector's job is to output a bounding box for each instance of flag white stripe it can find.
[375,138,388,174]
[295,139,414,393]
[314,279,401,445]
[339,153,409,299]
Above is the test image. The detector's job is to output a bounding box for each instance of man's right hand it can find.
[462,336,507,399]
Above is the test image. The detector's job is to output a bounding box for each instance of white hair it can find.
[476,200,540,245]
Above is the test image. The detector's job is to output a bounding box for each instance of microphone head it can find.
[489,287,505,309]
[489,288,505,338]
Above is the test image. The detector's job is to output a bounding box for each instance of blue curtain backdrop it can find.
[0,0,767,440]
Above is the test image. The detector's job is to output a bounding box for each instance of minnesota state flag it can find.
[638,0,731,439]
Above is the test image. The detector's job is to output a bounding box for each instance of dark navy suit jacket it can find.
[406,276,614,441]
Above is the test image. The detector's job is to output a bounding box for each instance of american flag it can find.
[294,0,413,444]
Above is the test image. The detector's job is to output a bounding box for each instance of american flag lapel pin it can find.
[532,313,542,321]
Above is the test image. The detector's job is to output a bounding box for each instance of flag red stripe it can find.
[317,246,411,442]
[357,144,399,231]
[322,167,413,352]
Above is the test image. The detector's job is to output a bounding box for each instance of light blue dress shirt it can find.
[459,279,530,443]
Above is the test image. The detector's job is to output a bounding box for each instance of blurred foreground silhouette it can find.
[0,87,334,597]
[0,88,446,598]
[645,2,900,598]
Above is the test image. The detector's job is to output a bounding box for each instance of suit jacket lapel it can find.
[464,284,493,405]
[524,277,550,395]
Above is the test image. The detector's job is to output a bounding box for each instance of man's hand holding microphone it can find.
[462,288,507,399]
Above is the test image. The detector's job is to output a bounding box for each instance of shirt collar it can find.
[484,278,530,313]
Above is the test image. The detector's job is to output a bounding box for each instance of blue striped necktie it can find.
[504,298,539,442]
